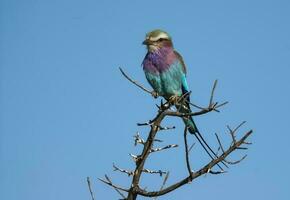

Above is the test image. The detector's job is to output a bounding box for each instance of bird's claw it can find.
[151,91,159,98]
[168,95,179,105]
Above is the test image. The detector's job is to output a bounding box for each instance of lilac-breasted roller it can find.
[142,29,221,164]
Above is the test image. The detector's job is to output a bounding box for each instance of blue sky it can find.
[1,0,290,199]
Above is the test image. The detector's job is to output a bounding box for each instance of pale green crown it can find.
[145,29,172,42]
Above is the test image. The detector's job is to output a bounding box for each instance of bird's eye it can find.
[157,38,165,42]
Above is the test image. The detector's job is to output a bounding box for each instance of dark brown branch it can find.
[87,177,95,200]
[127,109,168,200]
[136,130,253,197]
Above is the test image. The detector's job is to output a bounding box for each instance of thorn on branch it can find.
[133,132,145,146]
[154,138,164,143]
[157,125,176,131]
[150,144,178,153]
[129,153,141,162]
[236,147,248,150]
[137,121,152,126]
[142,169,167,176]
[113,163,134,176]
[208,169,227,175]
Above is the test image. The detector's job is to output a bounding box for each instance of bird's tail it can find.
[178,104,226,170]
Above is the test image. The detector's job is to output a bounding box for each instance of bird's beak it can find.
[142,39,152,45]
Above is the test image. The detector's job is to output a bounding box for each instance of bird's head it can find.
[142,29,173,52]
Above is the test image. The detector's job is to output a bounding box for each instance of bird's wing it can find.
[174,51,190,99]
[174,50,187,74]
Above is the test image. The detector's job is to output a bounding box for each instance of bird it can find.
[142,29,223,168]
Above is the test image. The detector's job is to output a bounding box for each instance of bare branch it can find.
[87,177,95,200]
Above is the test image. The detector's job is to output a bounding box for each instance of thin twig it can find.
[113,163,133,176]
[188,143,196,154]
[142,169,167,176]
[129,154,140,162]
[137,121,152,126]
[87,177,95,200]
[119,67,153,95]
[209,80,218,106]
[153,172,170,200]
[215,133,225,154]
[98,175,128,198]
[133,132,145,146]
[224,155,248,165]
[157,125,176,131]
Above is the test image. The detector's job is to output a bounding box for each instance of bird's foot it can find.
[168,95,180,105]
[151,91,159,99]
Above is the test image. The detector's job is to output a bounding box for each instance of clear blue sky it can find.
[1,0,290,199]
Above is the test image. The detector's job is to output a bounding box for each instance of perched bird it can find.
[142,29,222,166]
